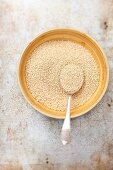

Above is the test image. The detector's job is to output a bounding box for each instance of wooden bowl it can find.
[18,29,109,119]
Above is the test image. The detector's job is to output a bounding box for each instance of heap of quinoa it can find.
[25,40,100,111]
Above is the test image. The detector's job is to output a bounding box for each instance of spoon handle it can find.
[61,95,71,145]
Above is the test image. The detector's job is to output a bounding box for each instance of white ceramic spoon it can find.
[60,64,84,145]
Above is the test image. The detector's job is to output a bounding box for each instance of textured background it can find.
[0,0,113,169]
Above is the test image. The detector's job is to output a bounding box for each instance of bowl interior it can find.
[18,29,109,119]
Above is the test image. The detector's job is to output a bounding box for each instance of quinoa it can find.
[60,64,84,95]
[25,40,100,111]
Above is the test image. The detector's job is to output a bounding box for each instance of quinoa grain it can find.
[25,40,100,111]
[60,64,84,95]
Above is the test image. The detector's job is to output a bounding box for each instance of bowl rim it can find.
[18,28,109,119]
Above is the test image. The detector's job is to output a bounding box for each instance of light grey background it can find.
[0,0,113,169]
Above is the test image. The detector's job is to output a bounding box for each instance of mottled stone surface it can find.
[0,0,113,169]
